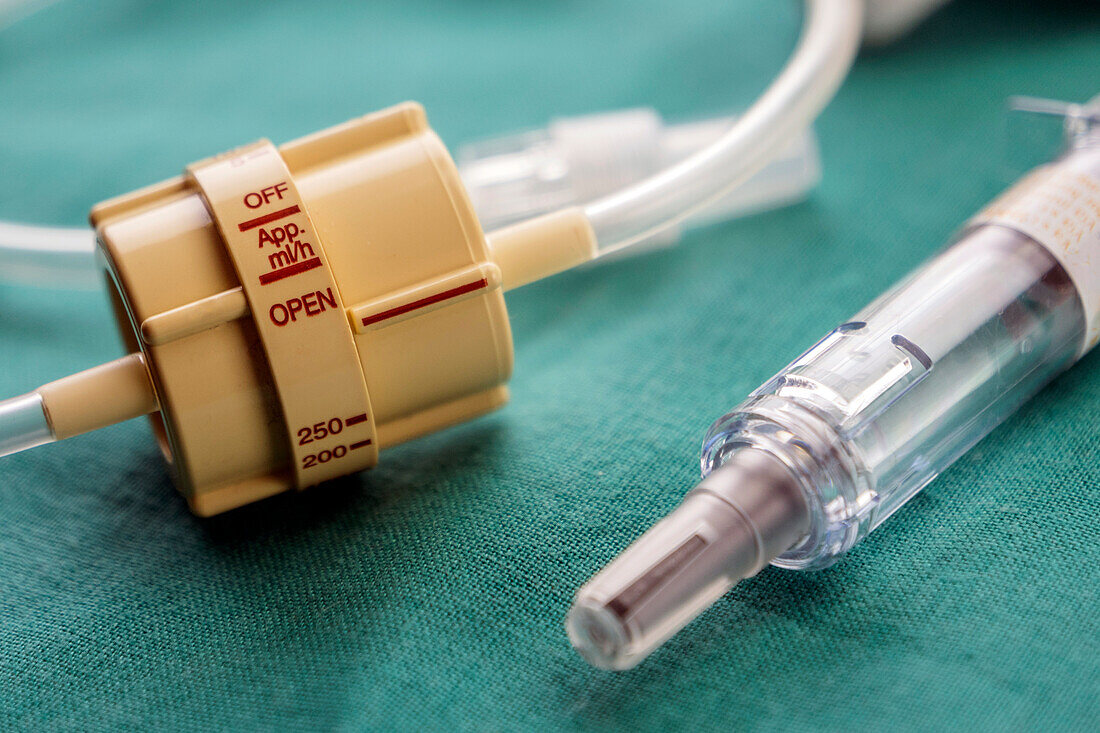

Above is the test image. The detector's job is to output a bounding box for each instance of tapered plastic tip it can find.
[566,598,633,671]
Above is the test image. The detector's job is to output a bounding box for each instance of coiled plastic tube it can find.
[583,0,863,255]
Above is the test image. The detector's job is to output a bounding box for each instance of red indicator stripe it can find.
[360,278,489,327]
[238,205,301,231]
[349,439,372,450]
[346,413,368,427]
[258,257,322,285]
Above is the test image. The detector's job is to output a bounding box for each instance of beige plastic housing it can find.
[89,102,595,516]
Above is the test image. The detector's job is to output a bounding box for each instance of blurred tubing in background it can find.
[0,0,947,288]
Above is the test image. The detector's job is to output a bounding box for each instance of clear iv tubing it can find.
[583,0,863,255]
[0,392,52,456]
[0,0,863,285]
[0,222,98,287]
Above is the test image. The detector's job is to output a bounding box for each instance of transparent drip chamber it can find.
[569,121,1100,670]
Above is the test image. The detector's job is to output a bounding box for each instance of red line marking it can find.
[360,278,489,327]
[349,439,372,450]
[258,257,322,285]
[238,205,301,231]
[346,413,368,427]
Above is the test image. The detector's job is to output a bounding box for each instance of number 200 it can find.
[302,444,347,469]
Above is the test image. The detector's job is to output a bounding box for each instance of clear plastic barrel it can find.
[702,219,1087,568]
[571,219,1089,669]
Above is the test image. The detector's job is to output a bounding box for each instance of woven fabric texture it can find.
[1,1,1098,729]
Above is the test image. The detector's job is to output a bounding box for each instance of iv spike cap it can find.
[89,103,520,516]
[568,449,810,670]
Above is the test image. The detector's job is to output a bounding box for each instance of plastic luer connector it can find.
[457,108,820,250]
[569,104,1100,670]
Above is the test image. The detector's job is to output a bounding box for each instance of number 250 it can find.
[297,417,343,445]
